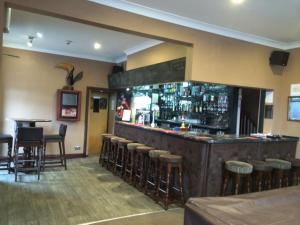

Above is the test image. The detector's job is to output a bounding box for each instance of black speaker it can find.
[112,65,124,73]
[269,51,290,66]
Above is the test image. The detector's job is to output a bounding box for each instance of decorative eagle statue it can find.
[56,63,83,90]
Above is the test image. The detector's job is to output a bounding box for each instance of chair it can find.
[251,160,273,192]
[99,133,114,165]
[265,158,291,188]
[145,150,170,196]
[43,124,67,170]
[14,127,43,181]
[222,160,253,195]
[0,134,13,172]
[156,154,184,210]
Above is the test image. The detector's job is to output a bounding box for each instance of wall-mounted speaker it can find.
[269,51,290,66]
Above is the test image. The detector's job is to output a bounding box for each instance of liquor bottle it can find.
[199,102,203,113]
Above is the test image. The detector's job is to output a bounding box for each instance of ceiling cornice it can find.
[3,42,117,63]
[3,40,164,64]
[124,39,163,55]
[89,0,300,50]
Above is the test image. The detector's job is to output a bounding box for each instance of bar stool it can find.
[14,127,43,182]
[107,137,124,171]
[251,160,273,192]
[43,124,67,170]
[265,158,291,188]
[134,145,154,189]
[0,134,13,172]
[291,159,300,185]
[114,139,134,176]
[124,143,145,183]
[145,150,170,196]
[222,160,253,196]
[99,133,114,166]
[156,154,184,210]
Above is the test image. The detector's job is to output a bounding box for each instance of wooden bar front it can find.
[115,122,298,198]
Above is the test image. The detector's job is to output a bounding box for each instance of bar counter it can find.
[115,121,298,198]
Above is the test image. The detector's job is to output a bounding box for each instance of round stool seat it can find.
[101,133,114,137]
[251,160,273,172]
[265,158,291,170]
[159,154,182,163]
[149,150,170,158]
[127,143,145,150]
[292,159,300,168]
[117,139,134,145]
[136,146,154,153]
[110,137,125,143]
[225,160,253,174]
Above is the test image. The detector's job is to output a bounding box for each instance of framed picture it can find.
[61,108,77,118]
[288,96,300,121]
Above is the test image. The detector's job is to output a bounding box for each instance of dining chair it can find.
[14,127,43,181]
[43,124,67,170]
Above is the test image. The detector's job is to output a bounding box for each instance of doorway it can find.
[239,88,266,135]
[84,87,115,156]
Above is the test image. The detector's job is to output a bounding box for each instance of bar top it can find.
[116,122,299,144]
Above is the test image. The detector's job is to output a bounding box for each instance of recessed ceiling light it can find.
[231,0,245,4]
[27,41,33,47]
[94,42,101,50]
[36,32,43,38]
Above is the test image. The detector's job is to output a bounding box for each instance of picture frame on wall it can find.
[288,96,300,121]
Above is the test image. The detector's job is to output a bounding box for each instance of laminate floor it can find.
[0,156,183,225]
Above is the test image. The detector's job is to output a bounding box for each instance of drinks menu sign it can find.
[290,84,300,96]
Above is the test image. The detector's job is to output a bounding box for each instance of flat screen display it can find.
[288,96,300,121]
[62,93,78,106]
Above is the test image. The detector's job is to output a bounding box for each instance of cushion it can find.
[225,160,253,174]
[101,133,114,138]
[149,150,170,158]
[136,146,154,153]
[265,158,291,170]
[292,159,300,168]
[44,134,62,142]
[110,137,124,143]
[251,160,273,172]
[127,143,145,150]
[159,154,182,163]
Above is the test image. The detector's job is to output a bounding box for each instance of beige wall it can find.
[276,48,300,157]
[0,0,300,155]
[1,47,112,155]
[126,42,189,71]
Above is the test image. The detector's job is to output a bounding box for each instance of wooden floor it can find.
[0,156,183,225]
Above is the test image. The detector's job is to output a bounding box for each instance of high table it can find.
[11,118,52,128]
[10,118,52,169]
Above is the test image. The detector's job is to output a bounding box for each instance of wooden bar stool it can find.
[134,146,154,189]
[0,134,13,172]
[292,159,300,185]
[251,160,273,192]
[145,150,170,196]
[265,158,291,188]
[156,154,184,210]
[99,133,114,166]
[222,160,253,196]
[124,143,145,183]
[114,139,134,176]
[107,137,124,171]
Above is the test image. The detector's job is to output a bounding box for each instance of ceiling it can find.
[3,9,162,63]
[90,0,300,49]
